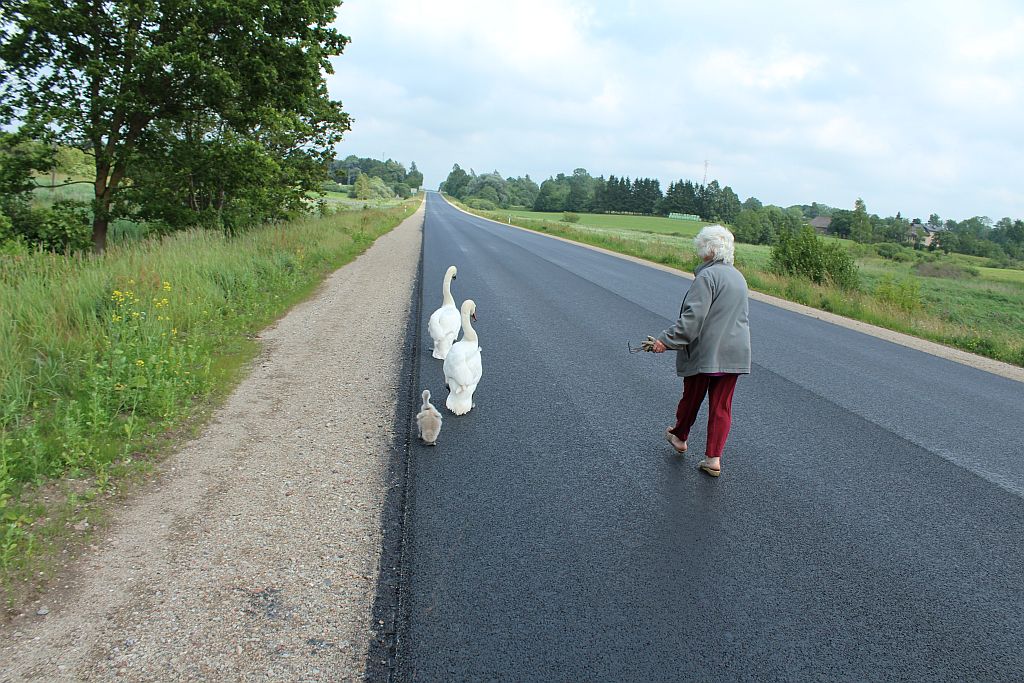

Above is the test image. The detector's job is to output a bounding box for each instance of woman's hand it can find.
[652,339,667,353]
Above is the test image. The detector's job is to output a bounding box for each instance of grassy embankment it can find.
[0,196,419,603]
[461,203,1024,368]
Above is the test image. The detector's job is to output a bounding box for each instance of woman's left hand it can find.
[652,339,667,353]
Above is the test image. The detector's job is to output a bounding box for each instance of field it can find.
[463,203,1024,367]
[502,209,712,237]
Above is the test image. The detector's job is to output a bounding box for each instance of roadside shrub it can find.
[464,198,498,211]
[875,242,915,262]
[874,275,921,311]
[4,200,92,252]
[562,212,580,223]
[770,226,860,290]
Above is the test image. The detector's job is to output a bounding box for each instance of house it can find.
[809,216,832,234]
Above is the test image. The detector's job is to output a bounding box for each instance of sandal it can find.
[665,428,687,453]
[698,458,721,477]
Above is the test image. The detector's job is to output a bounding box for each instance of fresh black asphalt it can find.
[392,191,1024,681]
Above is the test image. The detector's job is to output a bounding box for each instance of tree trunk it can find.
[92,213,109,254]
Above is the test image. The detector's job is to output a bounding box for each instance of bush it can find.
[770,226,860,290]
[464,197,498,211]
[3,199,92,252]
[874,275,921,311]
[562,212,580,223]
[875,242,915,262]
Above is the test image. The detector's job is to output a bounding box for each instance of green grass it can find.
[316,190,409,211]
[454,199,1024,369]
[0,197,419,596]
[979,267,1024,284]
[501,209,713,237]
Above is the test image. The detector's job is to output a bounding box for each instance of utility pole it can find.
[702,159,709,187]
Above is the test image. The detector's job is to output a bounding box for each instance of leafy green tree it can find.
[506,175,540,208]
[0,128,91,250]
[534,175,570,212]
[731,209,772,244]
[440,164,470,198]
[0,0,350,252]
[850,198,873,243]
[407,162,424,189]
[353,173,373,200]
[742,196,763,211]
[566,168,595,213]
[463,171,509,207]
[718,186,742,224]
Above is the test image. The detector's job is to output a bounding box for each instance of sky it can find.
[326,0,1024,222]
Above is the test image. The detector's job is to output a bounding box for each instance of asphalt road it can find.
[397,191,1024,681]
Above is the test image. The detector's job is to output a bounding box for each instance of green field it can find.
[502,209,713,237]
[458,200,1024,367]
[979,266,1024,284]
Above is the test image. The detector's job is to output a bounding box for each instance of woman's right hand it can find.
[652,339,667,353]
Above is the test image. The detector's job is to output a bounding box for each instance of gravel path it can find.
[0,204,423,682]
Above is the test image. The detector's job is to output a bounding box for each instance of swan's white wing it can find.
[443,345,479,391]
[437,306,461,340]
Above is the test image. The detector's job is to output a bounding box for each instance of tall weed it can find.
[0,199,418,570]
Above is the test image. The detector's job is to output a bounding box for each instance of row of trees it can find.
[439,164,745,221]
[1,0,351,252]
[440,163,1024,262]
[803,200,1024,261]
[330,155,423,198]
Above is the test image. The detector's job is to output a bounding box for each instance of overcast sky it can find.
[326,0,1024,221]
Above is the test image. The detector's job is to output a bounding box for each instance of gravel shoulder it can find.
[0,204,423,682]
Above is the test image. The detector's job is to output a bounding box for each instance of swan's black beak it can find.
[471,312,478,322]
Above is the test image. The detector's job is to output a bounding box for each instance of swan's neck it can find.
[461,310,478,343]
[442,272,455,306]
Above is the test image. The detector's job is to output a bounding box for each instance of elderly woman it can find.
[651,224,751,477]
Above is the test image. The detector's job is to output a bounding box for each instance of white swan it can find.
[443,299,482,416]
[428,265,461,359]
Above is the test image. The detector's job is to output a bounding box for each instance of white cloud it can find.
[327,0,1024,220]
[696,49,826,91]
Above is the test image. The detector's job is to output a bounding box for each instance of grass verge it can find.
[0,198,420,610]
[454,200,1024,369]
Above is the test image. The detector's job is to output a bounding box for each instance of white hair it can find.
[693,224,736,265]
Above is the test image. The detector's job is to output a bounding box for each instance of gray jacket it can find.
[658,259,751,377]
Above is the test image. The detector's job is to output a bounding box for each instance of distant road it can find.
[397,191,1024,681]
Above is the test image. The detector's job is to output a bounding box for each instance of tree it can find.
[718,186,742,224]
[534,175,570,212]
[506,175,540,208]
[353,173,373,200]
[566,168,595,213]
[850,198,873,243]
[407,161,424,189]
[440,164,470,198]
[742,196,763,211]
[0,0,350,252]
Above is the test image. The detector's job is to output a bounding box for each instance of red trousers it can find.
[669,373,739,458]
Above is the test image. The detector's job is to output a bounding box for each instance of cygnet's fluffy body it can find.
[416,389,443,445]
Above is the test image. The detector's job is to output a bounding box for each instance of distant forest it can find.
[328,155,423,199]
[439,164,1024,263]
